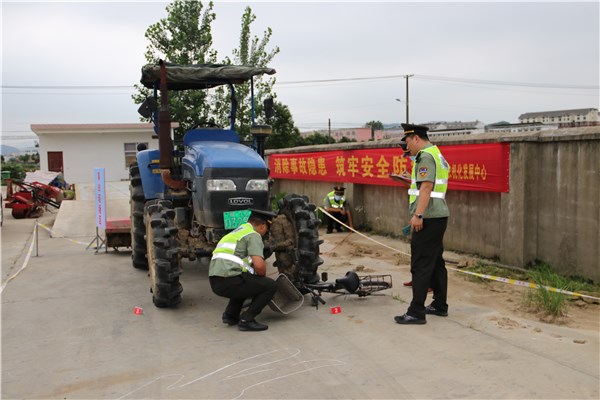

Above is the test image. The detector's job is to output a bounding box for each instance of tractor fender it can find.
[136,149,165,200]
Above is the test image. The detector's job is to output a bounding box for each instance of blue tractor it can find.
[130,61,323,307]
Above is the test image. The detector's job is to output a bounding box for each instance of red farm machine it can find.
[4,178,63,219]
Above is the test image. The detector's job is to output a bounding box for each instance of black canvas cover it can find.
[140,63,276,90]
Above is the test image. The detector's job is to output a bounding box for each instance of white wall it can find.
[39,132,159,184]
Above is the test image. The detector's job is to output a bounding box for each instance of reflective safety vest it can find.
[326,191,346,209]
[409,146,449,205]
[211,223,256,274]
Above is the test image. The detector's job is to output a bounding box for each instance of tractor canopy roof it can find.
[140,63,276,91]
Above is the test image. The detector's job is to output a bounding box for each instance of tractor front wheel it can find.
[273,194,324,286]
[144,199,182,308]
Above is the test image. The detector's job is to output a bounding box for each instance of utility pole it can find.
[405,74,414,124]
[328,118,331,137]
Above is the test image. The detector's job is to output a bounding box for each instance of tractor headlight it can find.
[207,179,236,191]
[245,179,269,191]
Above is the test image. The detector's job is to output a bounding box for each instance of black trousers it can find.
[209,273,277,322]
[408,217,448,319]
[326,213,348,232]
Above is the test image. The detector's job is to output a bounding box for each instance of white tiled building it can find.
[423,120,485,137]
[31,123,164,184]
[519,108,599,127]
[485,122,559,133]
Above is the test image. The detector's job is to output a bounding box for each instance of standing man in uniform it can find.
[394,123,450,325]
[323,186,353,233]
[209,209,278,331]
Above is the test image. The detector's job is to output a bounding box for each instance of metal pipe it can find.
[35,220,39,257]
[158,60,173,169]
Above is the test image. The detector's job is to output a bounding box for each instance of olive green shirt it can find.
[408,145,450,218]
[208,230,264,277]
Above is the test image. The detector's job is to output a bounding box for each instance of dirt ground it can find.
[318,229,600,332]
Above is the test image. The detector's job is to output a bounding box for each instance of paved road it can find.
[1,210,599,399]
[51,181,131,238]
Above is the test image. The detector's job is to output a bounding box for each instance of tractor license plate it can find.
[223,210,251,230]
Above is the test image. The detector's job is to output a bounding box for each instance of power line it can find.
[276,75,406,85]
[1,74,597,90]
[2,85,135,89]
[414,75,597,90]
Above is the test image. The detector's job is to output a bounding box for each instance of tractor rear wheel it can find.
[144,199,182,308]
[129,163,148,270]
[274,194,323,286]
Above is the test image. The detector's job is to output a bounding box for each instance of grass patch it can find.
[460,261,600,319]
[522,263,592,318]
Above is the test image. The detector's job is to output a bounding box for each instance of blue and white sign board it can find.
[94,168,107,229]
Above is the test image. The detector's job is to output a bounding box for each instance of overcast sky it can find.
[2,0,599,149]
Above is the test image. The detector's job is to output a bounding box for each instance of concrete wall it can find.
[267,126,600,281]
[38,132,159,184]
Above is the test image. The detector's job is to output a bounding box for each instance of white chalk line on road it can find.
[115,348,345,400]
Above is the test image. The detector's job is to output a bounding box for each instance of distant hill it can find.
[1,144,20,156]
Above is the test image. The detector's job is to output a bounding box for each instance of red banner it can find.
[269,143,510,192]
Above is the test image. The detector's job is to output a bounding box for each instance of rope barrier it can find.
[0,223,37,294]
[1,221,97,293]
[317,207,600,301]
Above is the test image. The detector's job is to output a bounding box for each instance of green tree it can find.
[132,0,218,141]
[338,136,357,143]
[1,163,25,180]
[265,101,303,149]
[365,120,384,141]
[301,132,335,146]
[365,120,384,130]
[212,6,280,140]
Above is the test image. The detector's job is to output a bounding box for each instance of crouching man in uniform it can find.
[323,186,353,233]
[209,209,278,331]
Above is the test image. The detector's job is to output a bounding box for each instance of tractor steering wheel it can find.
[191,121,221,129]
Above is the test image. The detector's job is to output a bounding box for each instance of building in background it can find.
[484,121,559,133]
[298,108,598,143]
[31,123,167,184]
[423,120,485,137]
[519,108,599,127]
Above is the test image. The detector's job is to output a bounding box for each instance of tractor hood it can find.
[182,141,267,177]
[140,63,276,90]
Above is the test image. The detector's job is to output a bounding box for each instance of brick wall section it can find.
[266,126,600,281]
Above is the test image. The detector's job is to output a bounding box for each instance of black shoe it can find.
[222,312,239,326]
[425,304,448,317]
[336,227,344,232]
[238,319,268,331]
[326,230,333,234]
[394,313,426,325]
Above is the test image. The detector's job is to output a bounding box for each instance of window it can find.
[124,142,148,168]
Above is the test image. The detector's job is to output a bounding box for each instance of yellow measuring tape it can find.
[318,207,600,301]
[450,268,599,301]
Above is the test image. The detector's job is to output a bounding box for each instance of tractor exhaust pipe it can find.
[156,60,185,190]
[158,60,173,170]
